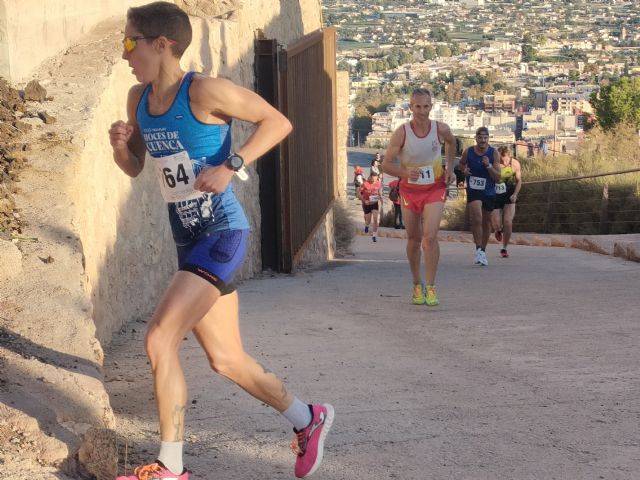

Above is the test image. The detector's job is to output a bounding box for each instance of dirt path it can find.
[105,236,640,479]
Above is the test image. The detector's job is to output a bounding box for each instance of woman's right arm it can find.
[109,85,147,178]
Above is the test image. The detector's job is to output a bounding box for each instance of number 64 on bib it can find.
[149,150,202,203]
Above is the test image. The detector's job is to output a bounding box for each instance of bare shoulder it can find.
[127,83,146,104]
[126,83,147,120]
[513,158,522,169]
[436,120,450,133]
[390,124,406,141]
[189,74,236,102]
[436,121,454,142]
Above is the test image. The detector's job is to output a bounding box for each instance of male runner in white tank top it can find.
[382,89,456,306]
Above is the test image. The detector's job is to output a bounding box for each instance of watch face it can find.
[229,155,243,169]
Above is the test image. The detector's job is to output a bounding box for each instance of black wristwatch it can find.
[225,153,244,172]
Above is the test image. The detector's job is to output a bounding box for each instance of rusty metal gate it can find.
[255,28,337,273]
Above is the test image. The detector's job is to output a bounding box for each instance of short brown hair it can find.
[498,146,511,156]
[127,2,192,58]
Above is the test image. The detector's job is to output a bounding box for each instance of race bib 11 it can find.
[469,176,487,191]
[150,151,202,203]
[408,165,435,185]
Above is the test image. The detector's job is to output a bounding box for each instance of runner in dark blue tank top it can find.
[459,126,501,266]
[108,3,334,479]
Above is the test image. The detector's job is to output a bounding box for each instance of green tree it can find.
[399,51,413,65]
[352,115,372,142]
[449,42,461,56]
[584,63,600,76]
[560,46,587,62]
[436,45,452,58]
[522,43,537,62]
[337,59,351,72]
[444,80,464,103]
[590,76,640,130]
[568,70,580,81]
[429,27,449,43]
[423,45,436,60]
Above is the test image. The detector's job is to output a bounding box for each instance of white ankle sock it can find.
[158,441,183,474]
[282,397,312,430]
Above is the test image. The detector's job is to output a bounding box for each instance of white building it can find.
[431,102,470,130]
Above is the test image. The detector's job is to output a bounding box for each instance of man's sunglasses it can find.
[123,36,158,53]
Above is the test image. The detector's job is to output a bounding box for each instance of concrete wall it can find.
[294,206,336,269]
[0,0,148,82]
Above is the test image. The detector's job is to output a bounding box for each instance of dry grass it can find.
[442,196,468,230]
[445,125,640,234]
[515,124,640,234]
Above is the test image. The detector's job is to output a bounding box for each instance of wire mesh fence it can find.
[445,168,640,234]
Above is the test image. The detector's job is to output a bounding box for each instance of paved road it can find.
[106,236,640,479]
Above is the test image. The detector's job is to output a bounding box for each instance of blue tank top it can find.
[466,146,497,196]
[136,72,249,245]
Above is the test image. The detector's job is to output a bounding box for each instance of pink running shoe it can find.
[291,403,335,478]
[115,461,189,480]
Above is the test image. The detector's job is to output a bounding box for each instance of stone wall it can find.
[0,0,148,82]
[294,206,336,269]
[70,57,177,343]
[0,1,327,476]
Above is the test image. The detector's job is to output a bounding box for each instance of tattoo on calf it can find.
[258,362,275,376]
[172,404,186,441]
[280,382,289,402]
[257,361,289,403]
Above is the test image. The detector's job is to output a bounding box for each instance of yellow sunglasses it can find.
[122,35,159,53]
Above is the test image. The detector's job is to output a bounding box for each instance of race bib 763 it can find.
[469,176,487,191]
